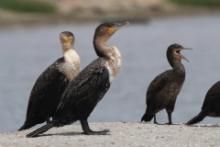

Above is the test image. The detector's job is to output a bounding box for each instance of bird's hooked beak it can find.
[114,21,129,28]
[180,48,192,62]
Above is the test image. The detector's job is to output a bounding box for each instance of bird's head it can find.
[167,43,191,65]
[60,31,75,51]
[94,21,129,41]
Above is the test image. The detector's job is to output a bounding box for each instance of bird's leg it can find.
[80,119,109,135]
[154,114,158,124]
[167,111,173,125]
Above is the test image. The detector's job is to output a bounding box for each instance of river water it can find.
[0,16,220,132]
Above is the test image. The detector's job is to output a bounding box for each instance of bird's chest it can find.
[58,62,80,81]
[105,58,121,82]
[158,76,184,104]
[162,82,182,99]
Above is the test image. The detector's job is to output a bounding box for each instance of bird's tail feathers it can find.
[18,122,33,131]
[186,111,206,125]
[26,123,54,138]
[141,112,154,122]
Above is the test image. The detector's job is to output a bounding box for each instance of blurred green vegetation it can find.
[0,0,56,13]
[170,0,220,7]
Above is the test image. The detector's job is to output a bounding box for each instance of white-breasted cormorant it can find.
[26,22,128,137]
[141,44,190,124]
[186,81,220,125]
[19,31,80,130]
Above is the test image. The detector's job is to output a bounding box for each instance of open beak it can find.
[180,47,192,62]
[181,55,189,62]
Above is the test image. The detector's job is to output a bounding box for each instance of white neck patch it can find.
[105,46,122,83]
[58,49,80,80]
[64,49,80,64]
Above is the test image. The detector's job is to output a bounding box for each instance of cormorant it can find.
[26,22,128,137]
[19,31,80,130]
[186,81,220,125]
[141,44,190,124]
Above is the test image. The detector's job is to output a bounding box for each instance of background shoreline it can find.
[0,0,220,26]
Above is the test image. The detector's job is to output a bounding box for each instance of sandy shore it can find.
[0,122,219,147]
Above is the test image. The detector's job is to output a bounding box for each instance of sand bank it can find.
[0,122,219,147]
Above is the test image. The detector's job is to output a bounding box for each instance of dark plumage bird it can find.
[186,81,220,125]
[19,31,80,131]
[141,44,190,124]
[26,22,128,137]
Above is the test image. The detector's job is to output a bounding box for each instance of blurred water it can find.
[0,16,220,132]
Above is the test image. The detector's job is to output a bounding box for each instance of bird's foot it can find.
[164,122,180,125]
[154,122,159,125]
[83,129,110,135]
[164,122,172,125]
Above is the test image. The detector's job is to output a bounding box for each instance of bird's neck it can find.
[94,37,111,58]
[62,43,73,52]
[63,48,80,65]
[59,48,80,81]
[94,37,122,82]
[172,60,185,74]
[94,36,122,59]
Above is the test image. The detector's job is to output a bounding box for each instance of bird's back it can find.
[23,58,69,128]
[53,58,110,125]
[202,81,220,114]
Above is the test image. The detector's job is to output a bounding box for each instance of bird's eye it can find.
[176,50,180,54]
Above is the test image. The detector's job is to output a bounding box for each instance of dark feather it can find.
[146,71,171,106]
[19,58,69,130]
[186,81,220,125]
[186,112,206,125]
[26,58,110,137]
[202,81,220,112]
[143,68,185,123]
[26,123,54,138]
[53,58,110,125]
